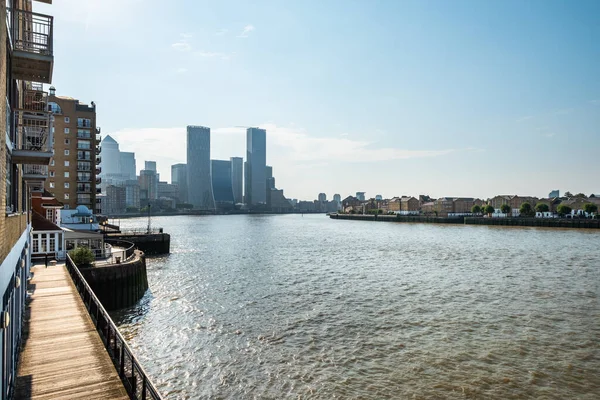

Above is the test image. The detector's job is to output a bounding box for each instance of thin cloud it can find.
[215,29,228,36]
[237,25,255,38]
[195,51,235,61]
[516,115,533,122]
[171,33,192,52]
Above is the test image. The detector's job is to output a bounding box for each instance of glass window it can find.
[46,209,53,220]
[64,150,70,156]
[78,140,91,149]
[64,139,70,145]
[64,128,70,134]
[49,171,55,177]
[48,102,62,114]
[40,234,47,252]
[64,182,69,188]
[49,182,55,188]
[64,161,70,167]
[32,237,39,253]
[64,193,70,200]
[64,171,70,178]
[51,159,55,166]
[64,117,70,123]
[49,235,56,252]
[64,205,70,210]
[66,240,75,251]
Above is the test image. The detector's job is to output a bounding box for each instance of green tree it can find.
[471,205,481,214]
[557,204,572,217]
[574,193,587,199]
[484,205,495,215]
[583,203,598,215]
[564,191,573,198]
[69,247,95,266]
[500,204,511,215]
[519,202,534,217]
[535,203,550,213]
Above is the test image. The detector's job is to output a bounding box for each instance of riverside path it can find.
[15,263,128,399]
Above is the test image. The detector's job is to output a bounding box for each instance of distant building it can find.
[138,169,157,204]
[120,152,136,180]
[549,190,560,198]
[211,160,235,207]
[356,192,366,201]
[99,136,136,189]
[333,194,341,203]
[245,128,267,206]
[124,179,140,208]
[157,181,179,201]
[104,185,126,215]
[318,193,327,202]
[187,126,215,209]
[230,157,243,204]
[375,194,383,201]
[144,161,157,172]
[171,163,188,203]
[270,189,293,213]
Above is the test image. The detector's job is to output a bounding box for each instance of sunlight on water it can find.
[111,214,600,399]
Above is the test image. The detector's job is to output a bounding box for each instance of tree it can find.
[484,205,495,215]
[471,205,481,214]
[583,203,598,215]
[519,202,534,217]
[500,204,511,216]
[69,247,95,267]
[564,191,573,198]
[557,204,572,217]
[574,193,587,199]
[535,203,550,213]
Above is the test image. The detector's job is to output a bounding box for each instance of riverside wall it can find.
[329,213,600,229]
[109,233,170,255]
[80,250,149,310]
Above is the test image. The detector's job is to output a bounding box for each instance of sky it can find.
[37,0,599,200]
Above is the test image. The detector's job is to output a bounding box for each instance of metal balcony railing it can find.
[96,156,101,164]
[77,121,92,128]
[13,111,52,153]
[21,86,48,113]
[77,131,91,139]
[77,185,91,193]
[96,146,102,154]
[77,165,91,172]
[96,167,101,174]
[11,9,54,56]
[96,177,102,184]
[23,164,48,176]
[77,143,92,150]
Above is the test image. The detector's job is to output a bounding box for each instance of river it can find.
[111,214,600,399]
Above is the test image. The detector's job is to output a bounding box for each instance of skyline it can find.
[37,0,600,200]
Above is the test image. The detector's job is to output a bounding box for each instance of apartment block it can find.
[47,87,100,212]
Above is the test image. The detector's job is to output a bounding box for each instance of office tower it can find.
[375,194,383,201]
[48,87,100,212]
[1,0,55,393]
[171,163,188,203]
[230,157,243,205]
[318,193,327,202]
[187,126,214,209]
[145,161,156,172]
[104,185,126,215]
[211,160,235,206]
[265,165,275,190]
[333,194,341,203]
[138,169,158,203]
[120,152,136,180]
[356,192,366,201]
[245,127,267,206]
[124,180,141,208]
[549,190,560,199]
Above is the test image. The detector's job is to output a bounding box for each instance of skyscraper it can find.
[245,127,267,206]
[230,157,243,205]
[120,152,136,180]
[318,193,327,202]
[145,161,156,172]
[187,126,214,209]
[211,160,235,206]
[171,163,188,203]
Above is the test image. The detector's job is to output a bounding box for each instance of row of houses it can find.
[342,194,600,217]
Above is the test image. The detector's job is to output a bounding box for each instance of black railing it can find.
[65,254,163,400]
[119,228,164,235]
[105,239,136,260]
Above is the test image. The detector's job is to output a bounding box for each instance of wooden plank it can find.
[15,264,129,400]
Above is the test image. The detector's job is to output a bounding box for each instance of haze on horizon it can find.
[38,0,599,200]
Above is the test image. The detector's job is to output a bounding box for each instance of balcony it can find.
[96,167,101,174]
[77,153,91,161]
[96,177,102,184]
[22,164,48,183]
[96,156,101,164]
[77,185,91,193]
[77,164,91,172]
[96,146,101,154]
[96,188,102,194]
[11,111,53,165]
[77,121,92,128]
[77,175,91,183]
[77,131,91,139]
[10,9,54,83]
[77,143,91,150]
[19,83,48,113]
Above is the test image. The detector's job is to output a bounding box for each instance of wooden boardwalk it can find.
[15,264,129,400]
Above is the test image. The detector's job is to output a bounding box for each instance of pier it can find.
[15,263,129,399]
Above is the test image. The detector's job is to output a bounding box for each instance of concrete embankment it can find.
[109,233,170,255]
[80,250,149,310]
[329,213,600,229]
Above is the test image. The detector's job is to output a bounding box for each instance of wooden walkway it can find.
[15,264,129,400]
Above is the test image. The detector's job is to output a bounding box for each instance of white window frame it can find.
[64,150,70,156]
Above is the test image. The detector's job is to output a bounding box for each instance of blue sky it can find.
[38,0,599,200]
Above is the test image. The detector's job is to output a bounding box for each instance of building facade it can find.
[245,127,266,206]
[187,126,214,209]
[230,157,243,205]
[47,88,100,212]
[211,160,235,207]
[171,163,188,204]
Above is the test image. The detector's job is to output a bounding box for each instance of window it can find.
[48,102,62,114]
[64,205,70,210]
[40,234,47,252]
[49,235,56,252]
[77,118,92,128]
[51,160,55,166]
[49,182,55,188]
[64,161,70,167]
[52,126,55,133]
[64,128,70,134]
[64,150,70,156]
[46,209,53,220]
[32,236,39,252]
[78,140,91,149]
[49,171,55,177]
[64,171,70,178]
[64,194,70,200]
[64,182,70,188]
[65,139,70,145]
[64,117,70,123]
[77,129,91,138]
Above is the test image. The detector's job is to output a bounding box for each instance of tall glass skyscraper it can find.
[171,163,188,203]
[245,127,267,206]
[187,126,214,209]
[230,157,243,205]
[211,160,235,205]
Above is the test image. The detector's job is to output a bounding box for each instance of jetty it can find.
[15,263,128,399]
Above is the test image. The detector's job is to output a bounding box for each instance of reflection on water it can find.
[111,214,600,399]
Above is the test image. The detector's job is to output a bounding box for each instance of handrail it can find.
[104,239,136,260]
[65,254,163,400]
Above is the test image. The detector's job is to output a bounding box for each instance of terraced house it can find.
[0,0,54,397]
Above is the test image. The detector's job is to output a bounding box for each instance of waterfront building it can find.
[211,160,235,207]
[99,136,136,190]
[266,165,275,191]
[187,126,215,209]
[138,169,158,204]
[549,190,560,198]
[318,193,327,203]
[48,87,100,212]
[375,194,383,201]
[1,1,55,393]
[245,127,267,206]
[230,157,243,205]
[103,185,127,215]
[124,179,141,208]
[270,189,293,213]
[171,163,188,204]
[157,181,179,201]
[356,192,366,201]
[333,194,341,203]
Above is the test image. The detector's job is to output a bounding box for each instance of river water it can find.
[111,214,600,399]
